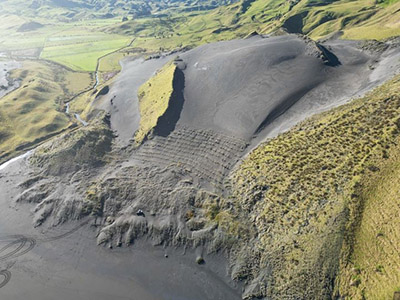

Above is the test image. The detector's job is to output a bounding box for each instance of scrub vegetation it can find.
[1,1,400,299]
[225,75,400,298]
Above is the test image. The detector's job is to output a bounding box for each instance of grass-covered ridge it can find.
[0,0,238,21]
[134,62,177,144]
[221,75,400,299]
[31,112,113,176]
[1,0,399,73]
[105,0,400,53]
[0,60,92,163]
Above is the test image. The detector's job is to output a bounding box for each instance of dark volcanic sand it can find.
[0,156,241,300]
[94,56,172,146]
[177,35,400,144]
[98,35,400,150]
[2,34,400,300]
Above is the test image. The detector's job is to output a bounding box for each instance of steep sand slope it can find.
[112,34,400,193]
[96,35,400,149]
[178,35,400,142]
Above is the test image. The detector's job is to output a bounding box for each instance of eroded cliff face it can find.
[21,115,245,248]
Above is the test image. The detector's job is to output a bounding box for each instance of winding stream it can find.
[74,113,88,126]
[65,102,88,126]
[94,70,99,89]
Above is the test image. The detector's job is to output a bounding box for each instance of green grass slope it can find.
[338,140,400,300]
[336,132,400,298]
[0,1,400,298]
[0,60,92,163]
[1,0,399,72]
[282,0,400,40]
[104,0,400,53]
[0,0,236,21]
[222,75,400,299]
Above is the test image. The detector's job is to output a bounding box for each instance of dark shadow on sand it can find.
[318,44,341,67]
[154,68,186,137]
[255,83,321,134]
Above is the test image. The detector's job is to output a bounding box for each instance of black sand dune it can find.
[177,35,400,142]
[102,34,400,147]
[87,33,400,200]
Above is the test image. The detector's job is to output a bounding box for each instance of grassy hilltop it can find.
[1,0,399,74]
[134,62,176,144]
[1,0,400,70]
[0,60,91,161]
[106,0,400,51]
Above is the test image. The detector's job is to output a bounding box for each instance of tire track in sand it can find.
[0,236,36,262]
[0,270,11,288]
[0,219,89,289]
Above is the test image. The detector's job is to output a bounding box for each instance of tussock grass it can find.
[224,75,400,298]
[336,128,400,298]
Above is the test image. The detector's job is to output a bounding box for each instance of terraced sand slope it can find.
[135,125,247,187]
